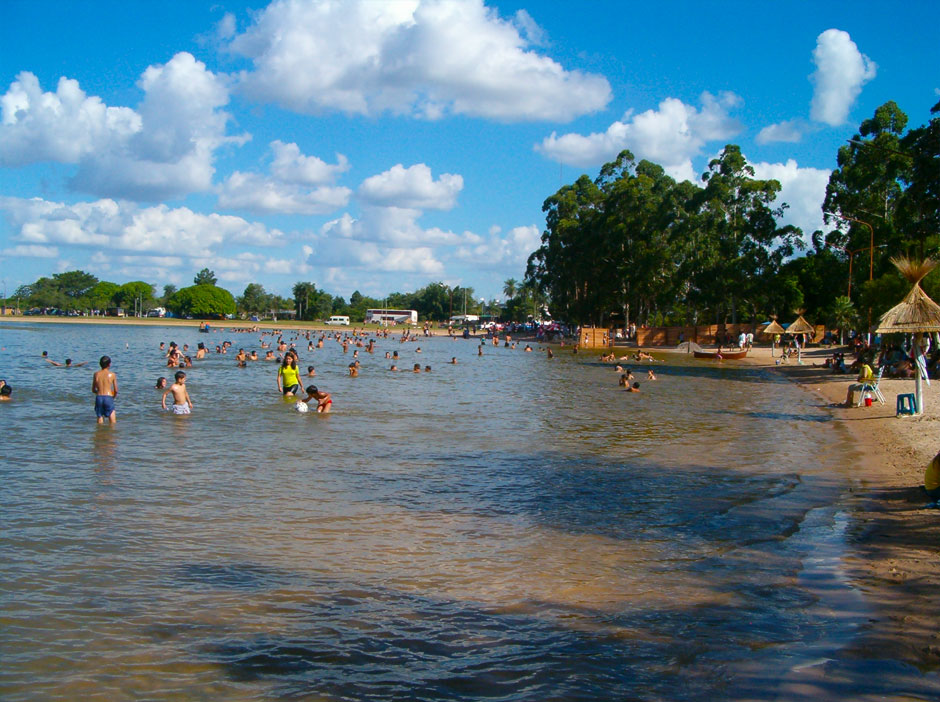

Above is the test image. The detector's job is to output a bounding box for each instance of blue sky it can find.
[1,0,937,302]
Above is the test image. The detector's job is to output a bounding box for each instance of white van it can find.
[326,315,350,325]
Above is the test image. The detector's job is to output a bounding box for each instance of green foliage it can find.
[86,281,120,311]
[239,283,269,315]
[114,281,155,309]
[161,284,177,305]
[168,284,235,318]
[857,272,909,325]
[193,268,217,286]
[827,295,857,344]
[53,270,98,299]
[291,282,319,321]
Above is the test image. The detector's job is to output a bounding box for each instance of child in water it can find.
[162,371,193,414]
[301,385,332,413]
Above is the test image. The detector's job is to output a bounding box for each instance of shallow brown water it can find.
[0,322,908,699]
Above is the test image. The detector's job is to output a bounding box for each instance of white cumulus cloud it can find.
[227,0,610,121]
[0,243,59,258]
[0,196,283,258]
[0,72,141,166]
[536,92,742,181]
[454,224,540,270]
[218,172,351,215]
[756,119,811,144]
[270,141,350,185]
[751,159,831,242]
[810,29,876,127]
[0,53,239,201]
[217,141,351,214]
[358,163,463,210]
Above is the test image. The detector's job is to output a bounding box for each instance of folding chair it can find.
[856,366,886,406]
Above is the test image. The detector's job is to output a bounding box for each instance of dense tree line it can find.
[526,99,940,332]
[5,269,503,323]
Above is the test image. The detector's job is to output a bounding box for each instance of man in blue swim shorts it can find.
[91,355,118,425]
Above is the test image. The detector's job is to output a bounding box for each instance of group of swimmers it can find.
[16,323,664,424]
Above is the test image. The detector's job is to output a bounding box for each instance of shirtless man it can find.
[161,370,193,414]
[91,355,118,425]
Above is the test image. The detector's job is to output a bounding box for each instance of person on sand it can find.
[91,355,118,425]
[924,450,940,504]
[842,360,875,407]
[46,358,87,367]
[161,370,193,415]
[277,355,303,397]
[301,385,332,413]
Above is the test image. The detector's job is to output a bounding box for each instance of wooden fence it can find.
[634,323,826,347]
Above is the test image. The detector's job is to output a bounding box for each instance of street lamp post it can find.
[829,244,870,298]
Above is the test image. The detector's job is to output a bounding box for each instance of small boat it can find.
[694,349,748,360]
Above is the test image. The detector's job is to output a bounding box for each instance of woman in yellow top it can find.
[277,352,303,397]
[925,451,940,502]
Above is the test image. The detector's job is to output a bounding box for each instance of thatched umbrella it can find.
[784,314,815,337]
[876,257,940,416]
[761,318,786,356]
[784,311,815,363]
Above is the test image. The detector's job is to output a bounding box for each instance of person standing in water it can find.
[161,370,193,415]
[91,355,118,425]
[277,354,303,397]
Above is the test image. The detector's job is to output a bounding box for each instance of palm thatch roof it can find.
[761,320,786,335]
[876,257,940,333]
[784,315,814,335]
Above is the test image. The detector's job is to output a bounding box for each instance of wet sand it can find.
[703,344,940,675]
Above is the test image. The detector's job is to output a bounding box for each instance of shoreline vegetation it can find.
[4,316,938,674]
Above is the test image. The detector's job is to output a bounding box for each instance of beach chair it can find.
[856,366,886,406]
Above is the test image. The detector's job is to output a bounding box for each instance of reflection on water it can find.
[0,323,888,699]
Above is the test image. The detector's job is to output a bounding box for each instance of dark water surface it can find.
[0,322,909,700]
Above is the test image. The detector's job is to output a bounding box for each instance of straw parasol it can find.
[784,314,815,336]
[761,318,786,357]
[875,257,940,415]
